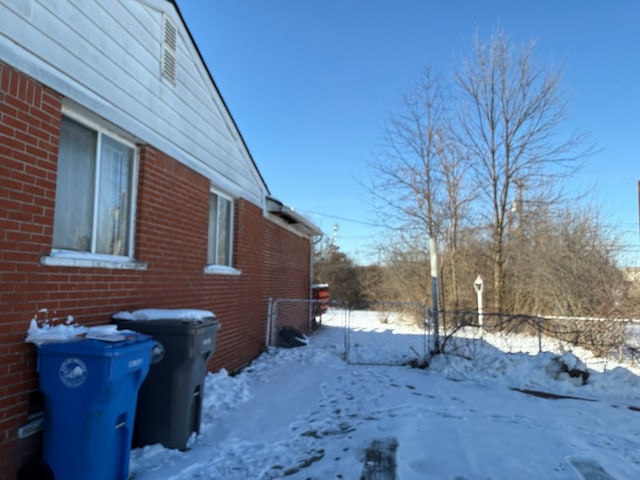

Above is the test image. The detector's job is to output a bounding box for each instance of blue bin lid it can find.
[38,331,151,357]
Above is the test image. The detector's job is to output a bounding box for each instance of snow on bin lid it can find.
[25,321,139,345]
[83,325,140,342]
[112,308,216,322]
[25,319,88,345]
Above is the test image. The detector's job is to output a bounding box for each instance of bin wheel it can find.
[17,459,55,480]
[151,340,165,364]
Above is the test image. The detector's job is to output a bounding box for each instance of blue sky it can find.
[178,1,640,266]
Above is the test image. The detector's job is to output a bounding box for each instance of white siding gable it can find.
[0,0,268,205]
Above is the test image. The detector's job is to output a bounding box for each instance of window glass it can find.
[207,194,218,264]
[53,116,136,257]
[53,117,96,251]
[96,136,134,255]
[208,192,233,266]
[217,196,231,265]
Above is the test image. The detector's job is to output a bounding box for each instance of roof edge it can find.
[266,196,323,238]
[169,0,270,196]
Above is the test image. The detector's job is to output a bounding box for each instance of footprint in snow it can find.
[567,456,616,480]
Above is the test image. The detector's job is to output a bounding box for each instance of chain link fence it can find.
[439,310,640,367]
[266,298,322,347]
[267,297,640,368]
[267,298,429,366]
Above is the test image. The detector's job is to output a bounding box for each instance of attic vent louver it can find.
[161,16,177,84]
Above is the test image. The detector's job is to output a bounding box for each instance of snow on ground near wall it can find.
[129,309,640,479]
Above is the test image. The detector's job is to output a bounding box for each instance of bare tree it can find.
[439,131,475,309]
[523,207,627,316]
[378,240,432,305]
[371,68,449,240]
[455,28,591,311]
[369,69,472,315]
[366,28,632,327]
[313,238,363,305]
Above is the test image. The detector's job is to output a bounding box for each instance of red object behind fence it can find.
[312,284,330,316]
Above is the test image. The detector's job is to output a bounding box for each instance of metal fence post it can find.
[536,316,542,353]
[266,297,273,347]
[345,306,351,363]
[422,304,429,362]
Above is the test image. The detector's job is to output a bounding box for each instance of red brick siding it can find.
[0,64,312,479]
[0,64,63,479]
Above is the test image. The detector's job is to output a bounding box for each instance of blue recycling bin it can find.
[37,333,153,480]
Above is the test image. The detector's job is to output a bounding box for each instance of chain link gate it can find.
[344,302,430,366]
[267,298,640,373]
[266,298,327,348]
[267,298,430,366]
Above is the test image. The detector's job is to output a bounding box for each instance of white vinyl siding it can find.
[0,0,268,206]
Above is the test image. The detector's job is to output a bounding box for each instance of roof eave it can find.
[266,197,323,238]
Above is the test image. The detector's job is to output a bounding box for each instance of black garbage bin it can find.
[112,309,220,450]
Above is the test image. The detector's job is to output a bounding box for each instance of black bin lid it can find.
[112,309,219,335]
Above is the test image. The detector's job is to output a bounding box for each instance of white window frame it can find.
[205,189,240,275]
[41,109,145,270]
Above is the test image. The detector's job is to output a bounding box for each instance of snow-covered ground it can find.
[128,309,640,479]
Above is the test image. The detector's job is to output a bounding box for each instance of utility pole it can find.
[331,224,339,246]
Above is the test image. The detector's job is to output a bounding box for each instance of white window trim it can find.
[42,107,142,269]
[205,188,236,272]
[42,251,147,270]
[204,264,241,276]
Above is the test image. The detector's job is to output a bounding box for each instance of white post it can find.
[473,275,484,328]
[429,237,440,352]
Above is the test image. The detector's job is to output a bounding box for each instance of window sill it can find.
[204,265,242,276]
[41,253,147,270]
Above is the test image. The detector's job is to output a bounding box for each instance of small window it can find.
[208,191,233,266]
[52,116,137,257]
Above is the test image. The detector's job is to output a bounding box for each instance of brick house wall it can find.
[0,63,313,479]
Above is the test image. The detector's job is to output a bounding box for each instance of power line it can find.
[298,209,380,227]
